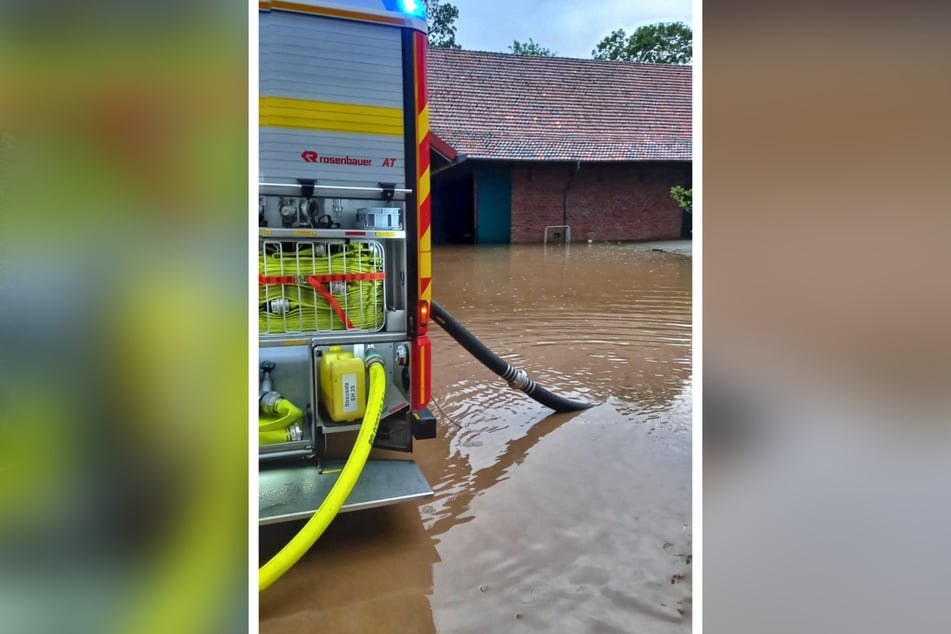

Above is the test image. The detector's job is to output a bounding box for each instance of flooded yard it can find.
[260,242,693,632]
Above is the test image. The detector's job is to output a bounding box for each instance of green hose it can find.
[258,352,386,591]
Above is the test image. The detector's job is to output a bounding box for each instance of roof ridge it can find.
[427,47,693,69]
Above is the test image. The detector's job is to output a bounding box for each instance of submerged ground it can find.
[261,241,693,633]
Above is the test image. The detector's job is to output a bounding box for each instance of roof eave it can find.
[429,132,458,162]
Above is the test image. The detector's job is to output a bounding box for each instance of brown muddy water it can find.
[260,242,693,633]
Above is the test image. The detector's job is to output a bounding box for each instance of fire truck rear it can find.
[257,0,434,526]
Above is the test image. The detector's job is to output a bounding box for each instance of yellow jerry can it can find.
[319,346,367,422]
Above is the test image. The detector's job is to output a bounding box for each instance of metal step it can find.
[258,459,433,525]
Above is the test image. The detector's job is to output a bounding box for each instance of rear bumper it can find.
[259,458,433,525]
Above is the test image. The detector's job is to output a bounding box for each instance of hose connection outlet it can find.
[260,360,276,394]
[364,346,384,369]
[259,391,283,414]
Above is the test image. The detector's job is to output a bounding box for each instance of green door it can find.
[475,165,511,244]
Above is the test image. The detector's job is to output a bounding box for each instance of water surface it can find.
[260,242,693,633]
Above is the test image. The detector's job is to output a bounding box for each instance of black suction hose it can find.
[430,300,594,413]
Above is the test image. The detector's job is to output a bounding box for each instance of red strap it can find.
[308,278,354,329]
[257,272,385,330]
[258,272,385,285]
[306,272,386,283]
[258,274,298,285]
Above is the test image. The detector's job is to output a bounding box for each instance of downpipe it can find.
[430,300,593,413]
[562,159,581,229]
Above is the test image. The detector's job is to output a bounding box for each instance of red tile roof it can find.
[427,49,692,162]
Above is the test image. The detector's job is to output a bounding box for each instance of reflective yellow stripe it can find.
[254,339,308,347]
[419,226,431,253]
[418,165,430,207]
[259,97,404,137]
[417,104,429,145]
[419,253,431,279]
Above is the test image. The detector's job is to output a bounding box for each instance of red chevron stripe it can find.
[419,131,430,174]
[415,31,427,111]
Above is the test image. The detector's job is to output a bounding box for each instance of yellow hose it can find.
[258,356,386,591]
[258,398,302,432]
[259,424,301,446]
[259,244,384,333]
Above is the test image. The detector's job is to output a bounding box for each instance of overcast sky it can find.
[447,0,693,59]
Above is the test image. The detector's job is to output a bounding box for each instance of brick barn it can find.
[426,49,692,244]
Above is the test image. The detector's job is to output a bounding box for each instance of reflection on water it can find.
[260,243,692,633]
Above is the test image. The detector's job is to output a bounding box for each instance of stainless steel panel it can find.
[259,128,407,189]
[260,11,403,108]
[259,9,407,187]
[258,459,433,524]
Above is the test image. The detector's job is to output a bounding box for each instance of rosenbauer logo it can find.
[301,150,397,167]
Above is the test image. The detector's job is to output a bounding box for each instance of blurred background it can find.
[703,1,951,631]
[0,2,249,633]
[5,0,951,630]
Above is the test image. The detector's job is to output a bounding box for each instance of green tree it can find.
[670,186,692,213]
[423,0,461,49]
[508,38,557,57]
[592,22,692,64]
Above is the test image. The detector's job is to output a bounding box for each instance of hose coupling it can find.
[364,346,384,369]
[287,422,303,441]
[259,390,283,414]
[508,368,532,392]
[259,422,303,445]
[266,298,292,315]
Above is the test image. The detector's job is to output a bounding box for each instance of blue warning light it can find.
[397,0,426,19]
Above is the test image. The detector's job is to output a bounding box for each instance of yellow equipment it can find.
[319,346,367,423]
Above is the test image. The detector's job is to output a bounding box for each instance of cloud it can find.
[452,0,692,58]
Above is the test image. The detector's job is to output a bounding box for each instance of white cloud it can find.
[450,0,692,58]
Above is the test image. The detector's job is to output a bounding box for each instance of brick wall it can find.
[509,162,689,243]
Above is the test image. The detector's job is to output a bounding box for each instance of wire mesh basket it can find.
[258,239,386,335]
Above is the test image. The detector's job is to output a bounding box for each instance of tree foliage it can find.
[508,38,557,57]
[592,22,692,64]
[670,186,692,213]
[423,0,461,49]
